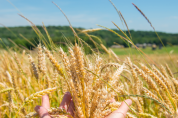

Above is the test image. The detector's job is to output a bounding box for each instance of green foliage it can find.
[0,26,177,50]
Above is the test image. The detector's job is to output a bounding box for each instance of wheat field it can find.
[1,1,178,118]
[0,41,178,118]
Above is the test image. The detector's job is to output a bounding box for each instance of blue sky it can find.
[0,0,178,33]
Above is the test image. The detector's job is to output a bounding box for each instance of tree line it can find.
[0,26,177,49]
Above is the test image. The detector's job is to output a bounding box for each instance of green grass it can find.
[112,46,178,55]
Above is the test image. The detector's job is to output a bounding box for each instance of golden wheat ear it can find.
[127,57,143,105]
[37,44,47,75]
[28,55,39,80]
[43,47,64,76]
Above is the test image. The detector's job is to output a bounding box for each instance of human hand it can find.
[35,92,132,118]
[105,99,132,118]
[35,92,74,118]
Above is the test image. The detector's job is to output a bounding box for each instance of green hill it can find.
[0,26,177,49]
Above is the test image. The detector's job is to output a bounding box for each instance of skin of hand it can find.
[105,99,132,118]
[35,92,74,118]
[35,92,132,118]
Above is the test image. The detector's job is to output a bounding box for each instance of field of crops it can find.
[112,47,178,71]
[112,46,178,55]
[0,40,178,117]
[1,1,178,118]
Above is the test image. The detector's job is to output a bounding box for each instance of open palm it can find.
[35,92,132,118]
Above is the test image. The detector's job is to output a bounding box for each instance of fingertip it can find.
[105,99,132,118]
[110,98,116,103]
[42,94,49,99]
[42,94,50,109]
[59,92,72,111]
[116,99,132,114]
[34,106,50,118]
[124,99,132,106]
[65,92,72,97]
[34,105,40,112]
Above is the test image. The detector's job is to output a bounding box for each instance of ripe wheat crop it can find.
[0,42,178,118]
[0,1,178,118]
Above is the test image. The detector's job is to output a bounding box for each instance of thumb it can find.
[35,105,51,118]
[116,99,132,114]
[106,99,132,118]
